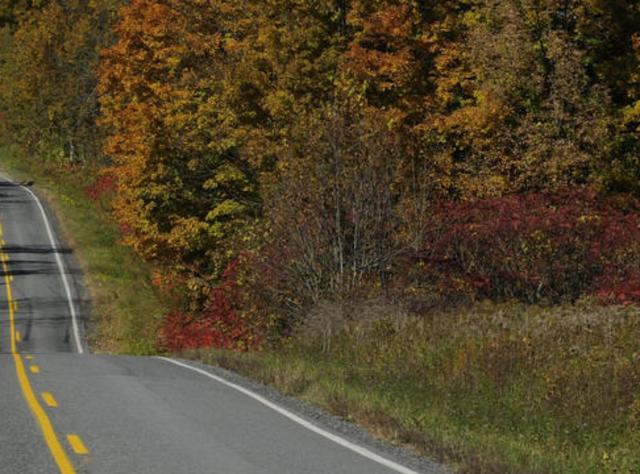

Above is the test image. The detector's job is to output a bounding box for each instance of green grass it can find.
[187,301,640,473]
[0,146,166,354]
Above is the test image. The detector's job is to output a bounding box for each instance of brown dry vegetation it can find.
[190,300,640,473]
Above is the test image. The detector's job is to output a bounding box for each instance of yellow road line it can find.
[15,330,21,342]
[1,246,76,473]
[13,354,75,472]
[25,354,33,360]
[42,392,59,408]
[30,365,40,374]
[66,435,89,455]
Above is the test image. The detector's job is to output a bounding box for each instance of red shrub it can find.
[414,188,640,304]
[118,221,132,237]
[595,271,640,306]
[159,258,263,352]
[84,172,116,201]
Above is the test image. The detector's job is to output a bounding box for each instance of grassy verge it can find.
[0,146,166,354]
[186,301,640,473]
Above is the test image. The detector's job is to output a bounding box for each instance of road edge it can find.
[157,356,448,474]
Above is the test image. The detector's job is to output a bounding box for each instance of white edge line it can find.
[157,356,422,474]
[1,176,84,354]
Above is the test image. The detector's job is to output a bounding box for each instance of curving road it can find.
[0,179,443,474]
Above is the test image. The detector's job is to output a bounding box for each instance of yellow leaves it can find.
[458,174,508,199]
[263,90,295,119]
[167,217,208,251]
[0,0,117,163]
[443,89,509,150]
[623,101,640,132]
[206,200,248,222]
[186,158,200,171]
[461,8,482,28]
[97,0,258,280]
[577,214,602,225]
[203,163,248,190]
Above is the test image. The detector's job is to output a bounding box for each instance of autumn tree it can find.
[213,0,355,173]
[0,0,44,28]
[0,0,119,163]
[605,9,640,194]
[343,1,434,125]
[252,85,412,317]
[98,0,259,298]
[423,2,612,195]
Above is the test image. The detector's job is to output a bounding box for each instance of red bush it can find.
[595,271,640,306]
[84,172,116,201]
[414,188,640,304]
[159,258,262,352]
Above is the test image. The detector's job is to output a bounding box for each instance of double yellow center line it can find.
[1,224,77,474]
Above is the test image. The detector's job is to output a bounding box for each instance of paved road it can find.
[0,179,442,474]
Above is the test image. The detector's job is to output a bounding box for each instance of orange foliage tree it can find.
[98,0,259,298]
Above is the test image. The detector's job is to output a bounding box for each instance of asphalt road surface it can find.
[0,178,443,474]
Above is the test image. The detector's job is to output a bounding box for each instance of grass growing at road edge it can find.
[186,301,640,473]
[0,146,166,354]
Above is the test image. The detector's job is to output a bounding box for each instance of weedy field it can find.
[189,301,640,473]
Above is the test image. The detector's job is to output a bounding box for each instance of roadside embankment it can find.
[186,301,640,473]
[0,146,166,354]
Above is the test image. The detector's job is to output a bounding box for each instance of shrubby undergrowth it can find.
[162,187,640,350]
[415,188,640,306]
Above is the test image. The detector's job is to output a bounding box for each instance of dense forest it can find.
[2,1,640,471]
[1,0,639,345]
